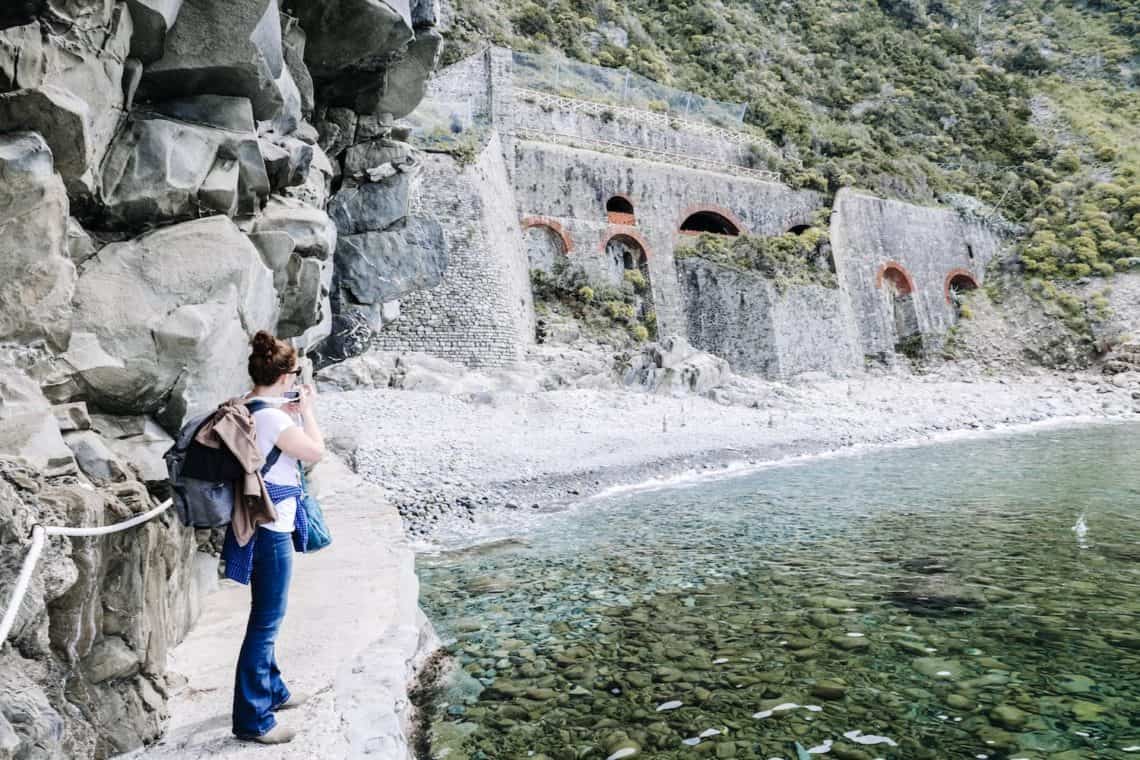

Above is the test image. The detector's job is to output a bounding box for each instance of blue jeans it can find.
[232,528,293,737]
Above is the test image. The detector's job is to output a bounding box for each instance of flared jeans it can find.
[232,527,293,737]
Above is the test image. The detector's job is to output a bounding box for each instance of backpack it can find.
[165,400,280,528]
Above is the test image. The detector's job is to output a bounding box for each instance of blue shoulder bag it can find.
[298,463,332,552]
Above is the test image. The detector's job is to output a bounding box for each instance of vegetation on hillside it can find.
[442,0,1140,284]
[676,229,838,291]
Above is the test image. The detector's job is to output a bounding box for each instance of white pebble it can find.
[843,730,898,747]
[656,700,683,712]
[698,729,721,738]
[606,750,638,760]
[807,740,833,754]
[682,738,701,746]
[845,632,865,638]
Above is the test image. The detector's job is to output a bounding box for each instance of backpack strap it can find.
[245,399,283,476]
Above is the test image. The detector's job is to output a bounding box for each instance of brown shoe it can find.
[276,691,312,712]
[237,724,295,744]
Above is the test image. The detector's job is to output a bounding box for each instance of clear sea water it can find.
[418,422,1140,760]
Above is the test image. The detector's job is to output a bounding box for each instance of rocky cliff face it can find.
[0,0,443,756]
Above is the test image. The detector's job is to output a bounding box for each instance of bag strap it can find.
[245,399,282,477]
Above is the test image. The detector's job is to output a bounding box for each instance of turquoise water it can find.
[418,423,1140,760]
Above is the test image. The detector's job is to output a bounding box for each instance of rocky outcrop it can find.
[0,4,134,197]
[68,216,278,430]
[100,99,270,225]
[0,132,75,349]
[0,0,445,753]
[0,372,203,759]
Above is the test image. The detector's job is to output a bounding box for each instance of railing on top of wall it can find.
[514,88,769,148]
[511,127,783,183]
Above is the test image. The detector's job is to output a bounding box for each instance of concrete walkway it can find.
[133,458,434,760]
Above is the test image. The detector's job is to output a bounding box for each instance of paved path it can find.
[132,458,433,760]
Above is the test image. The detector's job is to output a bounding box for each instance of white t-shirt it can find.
[252,406,300,533]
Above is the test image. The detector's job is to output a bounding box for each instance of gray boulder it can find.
[342,137,412,175]
[64,430,131,484]
[276,254,329,339]
[0,413,77,476]
[292,0,413,80]
[0,131,75,348]
[99,104,269,225]
[67,216,277,429]
[351,28,442,119]
[0,7,133,196]
[138,0,287,121]
[261,135,313,191]
[336,215,446,304]
[104,419,174,485]
[315,106,356,159]
[125,0,184,62]
[328,169,416,235]
[66,217,97,265]
[281,14,314,116]
[624,336,731,396]
[250,196,337,258]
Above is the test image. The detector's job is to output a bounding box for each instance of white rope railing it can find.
[0,498,173,645]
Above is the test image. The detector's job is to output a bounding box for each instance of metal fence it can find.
[511,50,746,127]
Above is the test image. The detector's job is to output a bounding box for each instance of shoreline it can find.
[318,367,1139,553]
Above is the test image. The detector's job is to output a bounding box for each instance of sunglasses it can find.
[286,367,302,376]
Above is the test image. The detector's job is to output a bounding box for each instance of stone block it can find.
[335,215,446,304]
[63,430,131,483]
[139,0,286,120]
[81,637,140,684]
[51,402,92,432]
[250,196,337,259]
[68,216,277,427]
[0,7,133,196]
[125,0,184,63]
[100,109,269,225]
[0,131,74,348]
[328,169,415,235]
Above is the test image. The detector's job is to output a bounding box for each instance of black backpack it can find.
[165,400,280,528]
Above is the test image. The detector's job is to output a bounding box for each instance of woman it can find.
[229,330,325,744]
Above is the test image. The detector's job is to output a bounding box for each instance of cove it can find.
[418,422,1140,760]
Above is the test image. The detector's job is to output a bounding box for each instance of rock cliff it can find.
[0,0,443,755]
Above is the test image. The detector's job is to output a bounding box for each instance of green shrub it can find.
[623,269,648,293]
[577,285,595,302]
[631,324,650,342]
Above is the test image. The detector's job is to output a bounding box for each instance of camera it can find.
[283,390,301,401]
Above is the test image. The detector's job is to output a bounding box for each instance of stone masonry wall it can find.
[830,188,1003,358]
[511,97,757,167]
[512,140,825,338]
[374,132,534,366]
[677,258,862,378]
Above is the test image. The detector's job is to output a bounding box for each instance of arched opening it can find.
[945,270,979,316]
[788,224,811,235]
[606,195,635,226]
[522,219,571,276]
[604,233,655,322]
[680,210,740,236]
[876,262,921,357]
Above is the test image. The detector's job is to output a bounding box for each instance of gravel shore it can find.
[317,363,1138,549]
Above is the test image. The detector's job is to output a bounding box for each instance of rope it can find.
[0,498,172,645]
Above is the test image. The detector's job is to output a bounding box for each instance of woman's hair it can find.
[248,330,297,387]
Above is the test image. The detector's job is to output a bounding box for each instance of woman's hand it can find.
[297,384,316,415]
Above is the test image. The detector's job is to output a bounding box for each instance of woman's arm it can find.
[276,385,326,463]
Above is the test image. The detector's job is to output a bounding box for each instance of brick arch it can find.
[521,215,574,255]
[875,261,916,296]
[676,203,747,236]
[944,269,980,304]
[599,227,653,258]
